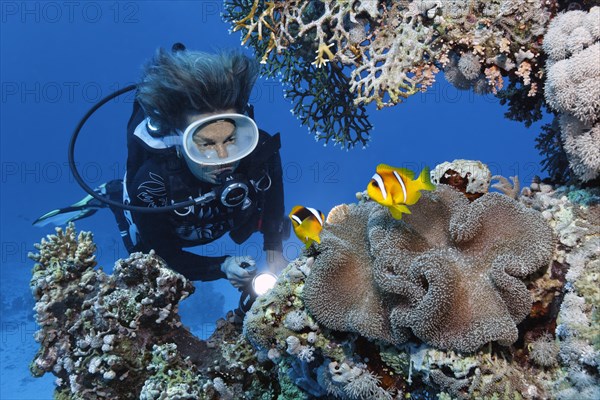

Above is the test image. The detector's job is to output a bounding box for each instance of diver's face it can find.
[185,110,239,184]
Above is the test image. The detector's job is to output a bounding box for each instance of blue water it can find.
[0,2,550,399]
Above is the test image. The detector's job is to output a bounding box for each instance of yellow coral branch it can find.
[260,32,277,64]
[234,0,278,46]
[312,42,336,68]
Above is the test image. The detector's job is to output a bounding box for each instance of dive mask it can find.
[182,113,259,181]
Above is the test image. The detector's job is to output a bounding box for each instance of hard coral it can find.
[303,185,555,352]
[29,224,200,399]
[430,159,492,201]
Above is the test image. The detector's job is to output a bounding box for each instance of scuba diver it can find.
[34,44,289,291]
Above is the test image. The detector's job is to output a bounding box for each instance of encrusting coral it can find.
[303,184,555,353]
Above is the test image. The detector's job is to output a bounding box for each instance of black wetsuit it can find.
[108,102,286,281]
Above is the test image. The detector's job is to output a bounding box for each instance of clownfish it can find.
[367,164,436,219]
[289,205,325,248]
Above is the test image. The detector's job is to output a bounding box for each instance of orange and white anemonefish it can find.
[289,205,325,248]
[367,164,436,219]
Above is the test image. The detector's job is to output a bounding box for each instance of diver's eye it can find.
[225,136,235,144]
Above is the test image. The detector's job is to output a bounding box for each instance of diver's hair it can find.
[136,48,259,132]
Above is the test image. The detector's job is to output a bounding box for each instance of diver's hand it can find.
[220,256,256,289]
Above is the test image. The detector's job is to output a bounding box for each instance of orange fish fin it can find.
[308,226,323,245]
[306,235,321,249]
[311,235,321,245]
[294,218,322,247]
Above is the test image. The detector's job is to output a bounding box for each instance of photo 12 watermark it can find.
[1,161,127,185]
[1,1,140,24]
[282,161,341,184]
[1,321,38,346]
[1,81,137,105]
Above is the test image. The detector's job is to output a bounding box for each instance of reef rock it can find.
[430,159,492,201]
[29,224,204,399]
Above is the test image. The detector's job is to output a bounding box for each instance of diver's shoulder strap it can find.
[132,119,181,151]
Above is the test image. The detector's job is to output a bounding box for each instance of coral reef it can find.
[224,0,373,148]
[29,224,310,399]
[223,0,552,147]
[520,180,600,398]
[242,175,598,399]
[29,173,600,398]
[543,6,600,182]
[245,256,402,399]
[224,1,599,186]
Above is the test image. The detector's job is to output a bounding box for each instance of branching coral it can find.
[224,0,552,147]
[303,184,555,353]
[224,0,373,148]
[543,6,600,181]
[284,62,373,147]
[140,343,203,399]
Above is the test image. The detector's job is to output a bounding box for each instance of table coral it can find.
[303,184,555,353]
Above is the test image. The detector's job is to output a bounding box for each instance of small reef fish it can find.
[289,205,325,248]
[367,164,436,219]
